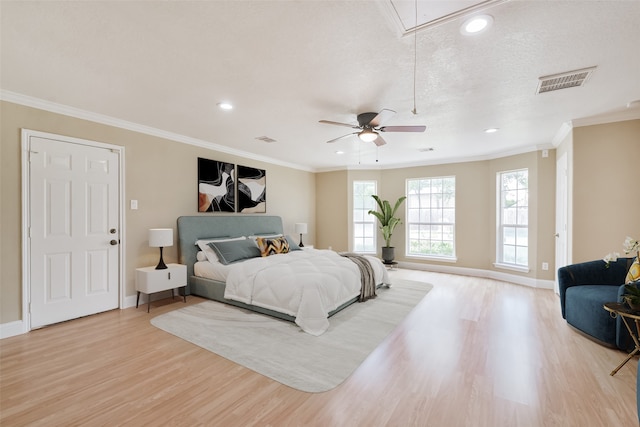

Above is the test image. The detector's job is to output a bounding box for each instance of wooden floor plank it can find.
[1,269,637,426]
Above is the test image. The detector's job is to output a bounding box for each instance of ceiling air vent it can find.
[536,66,596,94]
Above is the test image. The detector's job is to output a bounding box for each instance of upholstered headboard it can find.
[176,215,284,278]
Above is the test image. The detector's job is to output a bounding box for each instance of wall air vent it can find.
[255,136,277,143]
[536,66,596,94]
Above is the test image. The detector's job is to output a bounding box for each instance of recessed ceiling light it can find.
[335,150,345,155]
[484,128,499,133]
[217,102,233,110]
[460,14,494,35]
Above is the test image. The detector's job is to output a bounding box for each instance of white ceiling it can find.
[2,0,639,172]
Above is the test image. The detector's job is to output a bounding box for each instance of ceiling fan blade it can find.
[379,125,426,133]
[373,134,387,147]
[368,109,396,127]
[319,120,360,129]
[326,132,357,143]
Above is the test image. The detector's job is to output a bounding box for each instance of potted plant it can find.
[622,283,640,311]
[368,195,406,264]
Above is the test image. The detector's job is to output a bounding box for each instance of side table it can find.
[603,302,640,376]
[136,263,187,313]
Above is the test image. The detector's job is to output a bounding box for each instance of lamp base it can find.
[155,247,168,269]
[299,233,304,248]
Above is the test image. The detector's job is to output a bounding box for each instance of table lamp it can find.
[295,223,307,248]
[149,228,173,269]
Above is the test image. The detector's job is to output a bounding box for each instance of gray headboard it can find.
[177,215,284,278]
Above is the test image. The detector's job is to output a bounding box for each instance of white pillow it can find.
[196,251,207,262]
[196,236,246,264]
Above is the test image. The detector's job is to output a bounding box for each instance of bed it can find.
[177,215,389,335]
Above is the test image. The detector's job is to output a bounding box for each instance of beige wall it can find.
[0,101,316,324]
[572,119,640,262]
[487,151,556,279]
[379,161,491,269]
[3,98,636,326]
[321,151,557,280]
[315,170,348,251]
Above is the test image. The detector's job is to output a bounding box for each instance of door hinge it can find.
[28,302,31,313]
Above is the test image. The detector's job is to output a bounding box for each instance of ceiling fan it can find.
[319,109,426,146]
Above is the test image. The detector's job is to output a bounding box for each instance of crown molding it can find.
[0,90,314,173]
[571,108,640,128]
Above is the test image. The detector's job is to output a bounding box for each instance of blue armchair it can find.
[558,257,635,349]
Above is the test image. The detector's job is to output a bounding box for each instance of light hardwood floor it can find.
[1,269,638,426]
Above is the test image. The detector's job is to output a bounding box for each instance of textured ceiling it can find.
[1,0,639,171]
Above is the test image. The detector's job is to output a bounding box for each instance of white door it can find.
[27,133,120,328]
[554,152,569,294]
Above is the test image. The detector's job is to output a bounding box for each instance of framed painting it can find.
[237,165,266,213]
[197,157,235,212]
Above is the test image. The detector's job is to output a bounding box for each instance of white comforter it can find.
[223,248,388,335]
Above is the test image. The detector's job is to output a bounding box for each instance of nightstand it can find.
[136,263,187,312]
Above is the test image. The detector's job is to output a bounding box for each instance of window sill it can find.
[494,262,530,273]
[406,255,458,263]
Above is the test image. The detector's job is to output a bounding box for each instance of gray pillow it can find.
[208,239,261,265]
[285,235,302,251]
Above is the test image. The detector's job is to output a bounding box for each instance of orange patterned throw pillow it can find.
[256,236,290,257]
[627,256,640,284]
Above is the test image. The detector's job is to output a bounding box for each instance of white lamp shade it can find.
[149,228,173,247]
[295,223,308,234]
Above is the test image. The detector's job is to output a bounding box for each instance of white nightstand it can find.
[136,263,187,312]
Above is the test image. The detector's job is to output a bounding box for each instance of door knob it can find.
[110,228,117,234]
[110,240,118,246]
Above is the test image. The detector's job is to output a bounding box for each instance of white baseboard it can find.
[399,261,555,290]
[2,295,141,339]
[123,294,138,309]
[0,320,27,339]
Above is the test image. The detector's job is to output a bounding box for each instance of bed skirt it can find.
[187,275,381,322]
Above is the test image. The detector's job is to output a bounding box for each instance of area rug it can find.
[151,279,432,393]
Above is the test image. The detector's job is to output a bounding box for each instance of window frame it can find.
[405,176,456,261]
[352,180,377,254]
[495,168,529,271]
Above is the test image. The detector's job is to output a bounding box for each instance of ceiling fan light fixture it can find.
[358,129,378,142]
[460,14,493,35]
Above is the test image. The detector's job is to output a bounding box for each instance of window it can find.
[497,169,528,268]
[406,176,456,258]
[353,181,377,253]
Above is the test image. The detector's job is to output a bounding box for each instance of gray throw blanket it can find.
[340,253,377,302]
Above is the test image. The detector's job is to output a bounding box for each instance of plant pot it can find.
[381,247,395,264]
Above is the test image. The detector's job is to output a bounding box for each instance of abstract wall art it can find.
[237,165,266,213]
[197,157,235,212]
